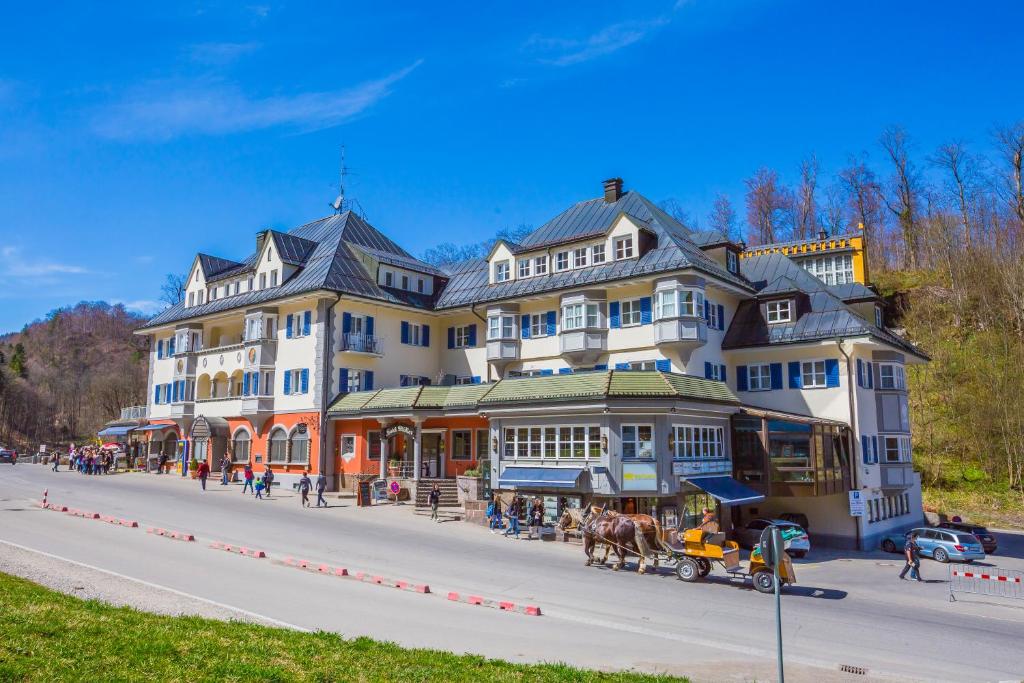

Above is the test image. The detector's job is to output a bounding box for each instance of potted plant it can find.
[188,457,200,479]
[388,458,401,477]
[456,467,483,504]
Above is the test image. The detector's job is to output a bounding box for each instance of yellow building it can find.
[741,227,868,285]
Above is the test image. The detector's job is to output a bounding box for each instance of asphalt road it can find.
[3,465,1023,682]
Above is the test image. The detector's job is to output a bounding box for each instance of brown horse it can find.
[575,506,641,572]
[583,505,663,574]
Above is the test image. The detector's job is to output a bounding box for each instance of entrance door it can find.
[193,439,208,470]
[210,437,226,471]
[421,433,442,479]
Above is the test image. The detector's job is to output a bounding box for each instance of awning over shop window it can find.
[687,476,765,505]
[499,467,585,489]
[97,425,134,437]
[133,424,175,432]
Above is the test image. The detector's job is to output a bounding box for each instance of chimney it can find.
[256,230,268,254]
[602,177,623,203]
[817,228,828,241]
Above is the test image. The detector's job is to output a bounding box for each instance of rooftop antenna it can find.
[330,145,368,219]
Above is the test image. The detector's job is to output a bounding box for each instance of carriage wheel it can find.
[696,558,711,577]
[753,570,776,594]
[676,558,700,582]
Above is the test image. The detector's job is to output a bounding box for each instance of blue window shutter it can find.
[704,300,710,322]
[286,314,293,338]
[872,436,880,463]
[640,297,652,325]
[825,359,840,388]
[720,364,727,383]
[447,327,455,349]
[303,311,311,336]
[655,359,671,372]
[154,384,160,404]
[157,340,164,359]
[253,373,259,395]
[609,302,620,329]
[172,382,178,403]
[769,363,783,390]
[301,368,309,393]
[540,369,554,376]
[861,435,869,464]
[342,312,352,334]
[401,321,410,345]
[283,370,291,395]
[166,384,172,403]
[364,370,374,391]
[468,324,477,346]
[546,311,556,335]
[737,365,748,391]
[365,315,374,337]
[856,358,863,387]
[521,314,530,339]
[558,368,573,375]
[717,304,725,330]
[788,361,802,389]
[400,375,408,387]
[339,368,348,392]
[594,364,608,370]
[168,338,175,356]
[615,362,630,370]
[471,376,482,384]
[243,372,251,396]
[867,362,874,389]
[421,324,429,347]
[704,361,713,379]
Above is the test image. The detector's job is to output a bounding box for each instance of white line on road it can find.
[0,538,312,633]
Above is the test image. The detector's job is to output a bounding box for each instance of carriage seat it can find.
[704,531,726,547]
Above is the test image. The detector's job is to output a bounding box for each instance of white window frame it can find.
[622,360,657,371]
[562,303,584,331]
[707,300,721,328]
[555,251,569,271]
[573,247,588,268]
[614,236,634,260]
[384,271,394,287]
[591,243,606,264]
[874,306,883,328]
[801,360,827,389]
[487,315,515,340]
[882,435,912,463]
[727,250,738,273]
[259,273,267,290]
[747,363,772,391]
[345,369,362,393]
[655,290,676,319]
[672,425,725,460]
[620,299,642,327]
[401,274,409,290]
[533,255,548,275]
[454,325,472,348]
[621,424,654,459]
[270,270,278,287]
[340,434,356,462]
[417,278,424,293]
[518,258,531,278]
[678,289,704,317]
[407,322,423,346]
[878,363,905,390]
[503,424,601,460]
[494,260,510,282]
[585,303,600,329]
[766,300,792,324]
[529,313,548,338]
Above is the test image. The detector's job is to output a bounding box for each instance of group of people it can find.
[486,494,545,540]
[61,445,116,476]
[210,458,326,507]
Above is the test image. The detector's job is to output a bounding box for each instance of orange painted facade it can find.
[184,411,322,475]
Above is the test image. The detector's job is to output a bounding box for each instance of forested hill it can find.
[0,302,149,451]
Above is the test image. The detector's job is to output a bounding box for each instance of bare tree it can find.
[993,121,1024,228]
[708,193,739,242]
[744,168,793,245]
[160,273,187,307]
[794,155,819,240]
[880,126,923,267]
[657,198,694,228]
[931,141,981,248]
[821,183,845,235]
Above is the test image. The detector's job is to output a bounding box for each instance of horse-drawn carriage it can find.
[560,505,797,593]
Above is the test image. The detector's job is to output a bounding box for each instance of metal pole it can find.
[773,527,785,683]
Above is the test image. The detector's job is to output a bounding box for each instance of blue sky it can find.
[1,1,1021,332]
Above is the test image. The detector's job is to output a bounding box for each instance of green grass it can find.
[0,572,682,682]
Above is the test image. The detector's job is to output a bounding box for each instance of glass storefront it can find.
[768,420,813,483]
[678,484,716,530]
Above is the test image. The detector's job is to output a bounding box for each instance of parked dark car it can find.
[0,447,17,464]
[939,521,997,554]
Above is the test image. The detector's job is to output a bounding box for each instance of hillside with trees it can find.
[0,302,149,452]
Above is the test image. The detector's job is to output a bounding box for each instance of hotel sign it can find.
[622,462,658,491]
[383,424,415,439]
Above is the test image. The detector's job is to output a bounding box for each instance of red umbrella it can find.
[101,442,121,449]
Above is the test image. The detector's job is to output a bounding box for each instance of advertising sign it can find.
[848,490,866,517]
[622,462,658,491]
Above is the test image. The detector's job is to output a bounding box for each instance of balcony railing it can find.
[342,333,383,355]
[119,405,148,420]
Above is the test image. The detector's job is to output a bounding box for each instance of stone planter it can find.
[455,475,483,505]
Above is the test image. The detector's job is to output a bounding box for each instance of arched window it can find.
[289,428,309,465]
[268,428,288,463]
[232,430,251,463]
[163,435,178,457]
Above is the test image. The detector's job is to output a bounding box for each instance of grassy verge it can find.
[0,572,681,682]
[922,485,1024,530]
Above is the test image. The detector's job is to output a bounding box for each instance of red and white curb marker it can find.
[146,527,195,542]
[279,558,430,594]
[446,592,542,616]
[952,570,1022,583]
[209,541,266,559]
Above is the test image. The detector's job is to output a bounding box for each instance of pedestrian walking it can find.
[428,483,441,522]
[263,467,274,497]
[899,532,923,581]
[315,472,327,507]
[157,454,168,475]
[298,471,312,507]
[487,494,503,533]
[527,497,544,540]
[242,464,254,494]
[51,451,60,472]
[196,460,210,491]
[504,496,522,538]
[254,476,265,499]
[220,455,231,486]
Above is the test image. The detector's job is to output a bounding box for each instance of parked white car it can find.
[734,518,810,558]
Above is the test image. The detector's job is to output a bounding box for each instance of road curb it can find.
[209,541,266,558]
[278,557,430,594]
[446,591,542,616]
[146,527,195,542]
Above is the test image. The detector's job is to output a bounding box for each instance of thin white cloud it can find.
[525,18,668,67]
[112,299,165,315]
[187,41,261,66]
[0,246,89,278]
[91,60,423,142]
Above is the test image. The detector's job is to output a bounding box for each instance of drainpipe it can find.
[321,293,343,489]
[470,303,488,381]
[836,339,862,551]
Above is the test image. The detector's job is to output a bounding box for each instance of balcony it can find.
[486,337,520,366]
[119,405,148,421]
[341,333,383,356]
[654,316,707,351]
[559,328,607,365]
[880,462,915,491]
[243,337,277,368]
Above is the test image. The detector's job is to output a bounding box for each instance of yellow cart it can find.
[659,527,796,593]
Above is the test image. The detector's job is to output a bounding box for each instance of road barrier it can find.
[279,557,431,594]
[146,527,195,542]
[209,541,266,558]
[950,563,1023,602]
[446,591,542,616]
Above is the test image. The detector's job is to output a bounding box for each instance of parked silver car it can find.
[911,527,986,563]
[734,518,810,558]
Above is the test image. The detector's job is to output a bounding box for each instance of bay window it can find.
[883,435,912,463]
[879,363,905,390]
[679,290,704,317]
[503,424,601,459]
[488,315,515,340]
[672,426,725,460]
[655,288,704,319]
[562,303,599,330]
[622,425,654,458]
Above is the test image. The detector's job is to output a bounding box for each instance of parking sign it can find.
[848,490,866,517]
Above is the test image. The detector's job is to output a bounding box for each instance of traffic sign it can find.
[389,481,401,495]
[848,490,866,517]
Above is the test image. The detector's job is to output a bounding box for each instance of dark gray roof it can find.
[434,190,753,309]
[351,244,447,278]
[269,230,319,266]
[724,253,925,358]
[688,229,731,248]
[198,254,242,278]
[828,282,877,301]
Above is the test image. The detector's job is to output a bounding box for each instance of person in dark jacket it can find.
[196,460,210,490]
[504,496,522,538]
[263,467,275,497]
[899,533,923,581]
[298,471,312,507]
[242,464,254,494]
[428,483,441,522]
[527,497,544,540]
[488,494,503,533]
[219,456,231,485]
[315,472,327,507]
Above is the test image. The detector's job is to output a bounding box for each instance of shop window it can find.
[367,431,381,460]
[767,419,813,483]
[340,435,355,462]
[503,425,600,460]
[672,425,725,459]
[476,429,489,460]
[451,430,472,460]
